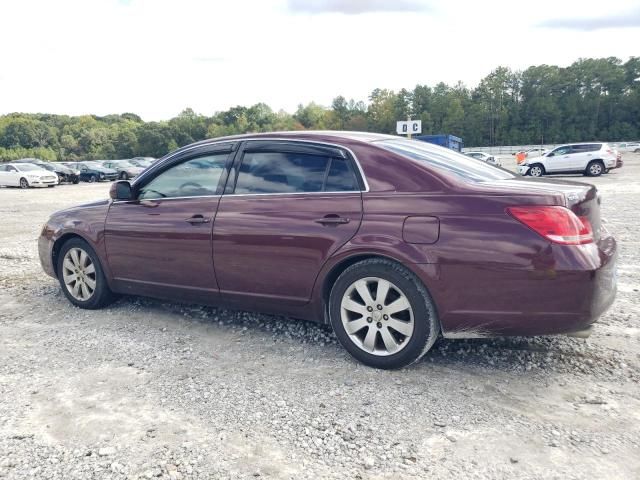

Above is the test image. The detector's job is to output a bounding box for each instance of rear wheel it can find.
[56,238,116,309]
[586,161,603,177]
[528,164,545,177]
[120,172,128,180]
[19,177,29,189]
[329,258,439,369]
[88,174,97,183]
[72,178,80,184]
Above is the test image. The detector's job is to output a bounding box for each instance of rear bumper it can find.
[412,234,617,338]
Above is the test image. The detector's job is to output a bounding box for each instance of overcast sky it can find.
[0,0,638,121]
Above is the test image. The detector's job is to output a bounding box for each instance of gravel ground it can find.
[0,155,639,479]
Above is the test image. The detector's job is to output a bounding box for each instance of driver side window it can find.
[138,153,228,200]
[552,146,572,156]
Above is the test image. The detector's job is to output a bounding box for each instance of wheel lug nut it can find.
[376,322,382,328]
[367,306,373,312]
[377,305,383,310]
[367,317,372,323]
[383,314,388,320]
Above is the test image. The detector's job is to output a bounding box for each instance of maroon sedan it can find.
[38,132,617,369]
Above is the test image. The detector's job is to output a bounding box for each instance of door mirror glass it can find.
[110,180,132,200]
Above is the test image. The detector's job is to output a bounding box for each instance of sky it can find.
[0,0,638,121]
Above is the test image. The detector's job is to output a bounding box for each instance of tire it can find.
[88,174,97,183]
[604,168,611,174]
[48,185,55,188]
[19,177,29,189]
[528,164,545,177]
[120,172,128,180]
[634,148,640,153]
[73,178,80,184]
[329,258,440,369]
[586,161,604,177]
[56,238,116,309]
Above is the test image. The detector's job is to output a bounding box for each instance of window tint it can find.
[7,166,17,172]
[0,165,6,172]
[325,158,358,192]
[376,139,513,183]
[552,146,572,155]
[138,153,228,200]
[235,152,330,194]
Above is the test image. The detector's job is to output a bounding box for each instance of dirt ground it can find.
[0,155,638,479]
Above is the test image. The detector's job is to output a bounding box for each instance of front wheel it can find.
[329,259,440,369]
[19,177,29,189]
[56,238,116,309]
[586,161,603,177]
[528,164,545,177]
[88,174,97,183]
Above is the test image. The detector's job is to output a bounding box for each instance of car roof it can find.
[184,130,399,148]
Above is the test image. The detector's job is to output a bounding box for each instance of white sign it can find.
[396,120,422,135]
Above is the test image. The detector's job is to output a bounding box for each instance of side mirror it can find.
[110,180,132,200]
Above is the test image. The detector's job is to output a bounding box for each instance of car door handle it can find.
[185,215,211,224]
[314,215,350,225]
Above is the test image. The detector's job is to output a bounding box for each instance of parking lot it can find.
[0,155,639,479]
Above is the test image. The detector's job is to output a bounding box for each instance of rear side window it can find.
[234,152,359,194]
[376,138,513,183]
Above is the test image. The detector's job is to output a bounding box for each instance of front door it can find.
[105,146,233,297]
[545,146,576,172]
[212,141,364,304]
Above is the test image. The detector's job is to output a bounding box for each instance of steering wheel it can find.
[179,181,203,190]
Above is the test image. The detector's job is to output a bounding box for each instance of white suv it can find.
[519,143,617,177]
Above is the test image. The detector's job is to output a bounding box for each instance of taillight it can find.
[507,206,593,245]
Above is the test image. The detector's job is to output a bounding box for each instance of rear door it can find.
[212,140,364,304]
[105,143,235,297]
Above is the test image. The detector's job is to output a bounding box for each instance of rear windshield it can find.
[375,138,514,182]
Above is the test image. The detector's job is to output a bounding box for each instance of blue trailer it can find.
[413,134,463,152]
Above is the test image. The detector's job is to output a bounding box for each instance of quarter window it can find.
[138,153,228,200]
[325,158,359,192]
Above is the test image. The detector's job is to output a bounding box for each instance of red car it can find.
[38,132,617,369]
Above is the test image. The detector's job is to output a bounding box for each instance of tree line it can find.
[0,56,638,161]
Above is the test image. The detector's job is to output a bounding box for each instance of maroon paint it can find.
[38,131,617,339]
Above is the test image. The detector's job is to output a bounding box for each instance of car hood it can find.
[56,199,111,215]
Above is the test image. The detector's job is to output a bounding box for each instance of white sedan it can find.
[465,151,502,167]
[0,163,59,188]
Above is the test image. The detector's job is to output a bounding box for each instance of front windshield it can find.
[16,164,44,172]
[117,161,135,168]
[375,138,514,182]
[81,161,102,168]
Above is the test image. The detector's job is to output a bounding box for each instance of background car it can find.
[130,156,156,167]
[37,163,80,184]
[513,147,546,159]
[465,151,502,167]
[100,160,145,180]
[0,163,58,188]
[39,131,617,369]
[68,161,118,182]
[615,142,640,153]
[519,142,616,177]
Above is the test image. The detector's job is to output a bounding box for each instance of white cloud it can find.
[0,0,638,120]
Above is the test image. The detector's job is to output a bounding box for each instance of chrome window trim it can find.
[132,137,370,193]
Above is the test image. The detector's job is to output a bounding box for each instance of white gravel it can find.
[0,156,639,479]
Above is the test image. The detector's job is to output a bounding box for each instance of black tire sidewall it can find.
[56,238,113,309]
[329,260,439,369]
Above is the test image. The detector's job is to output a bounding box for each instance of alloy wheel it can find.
[62,247,97,301]
[529,166,542,177]
[19,178,29,189]
[340,277,414,356]
[590,163,602,175]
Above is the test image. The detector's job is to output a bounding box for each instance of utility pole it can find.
[407,115,412,140]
